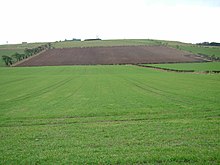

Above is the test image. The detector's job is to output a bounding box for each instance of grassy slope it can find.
[52,39,160,48]
[179,45,220,57]
[158,40,220,58]
[0,40,159,50]
[170,44,220,58]
[0,65,219,164]
[146,62,220,71]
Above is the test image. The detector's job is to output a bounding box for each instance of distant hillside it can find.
[0,39,219,66]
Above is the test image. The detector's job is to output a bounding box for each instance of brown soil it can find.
[15,46,205,66]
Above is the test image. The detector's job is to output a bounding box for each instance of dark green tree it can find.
[24,48,32,58]
[2,55,13,66]
[20,54,25,59]
[12,52,22,61]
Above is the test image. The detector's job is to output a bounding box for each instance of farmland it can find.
[15,46,204,66]
[0,40,160,67]
[1,40,219,66]
[0,65,220,164]
[0,39,220,164]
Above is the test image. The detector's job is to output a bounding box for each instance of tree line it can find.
[2,43,53,66]
[196,42,220,47]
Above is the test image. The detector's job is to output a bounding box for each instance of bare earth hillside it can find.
[16,46,204,66]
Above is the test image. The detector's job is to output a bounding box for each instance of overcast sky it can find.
[0,0,220,44]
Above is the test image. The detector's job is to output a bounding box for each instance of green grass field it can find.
[0,65,219,164]
[146,62,220,71]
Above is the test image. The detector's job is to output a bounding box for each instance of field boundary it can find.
[136,64,220,74]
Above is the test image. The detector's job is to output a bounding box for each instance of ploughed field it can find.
[16,46,204,66]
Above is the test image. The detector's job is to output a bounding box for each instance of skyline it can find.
[0,0,220,44]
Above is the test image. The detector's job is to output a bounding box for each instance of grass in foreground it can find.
[0,65,219,164]
[146,62,220,71]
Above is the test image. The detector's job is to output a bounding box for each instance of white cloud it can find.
[0,0,219,44]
